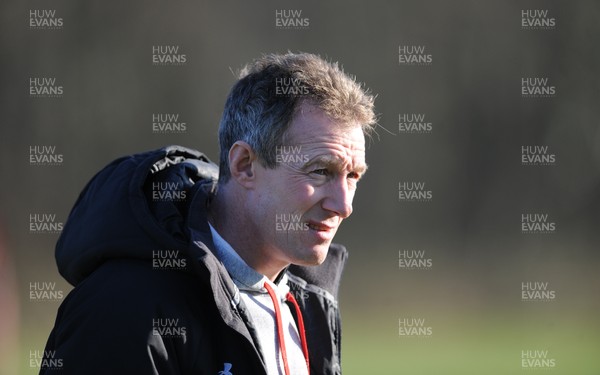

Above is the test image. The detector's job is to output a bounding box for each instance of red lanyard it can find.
[264,282,310,375]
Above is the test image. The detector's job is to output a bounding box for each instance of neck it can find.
[210,186,288,281]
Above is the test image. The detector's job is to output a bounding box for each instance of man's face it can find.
[249,101,367,269]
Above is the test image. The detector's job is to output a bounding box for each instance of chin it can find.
[295,244,329,266]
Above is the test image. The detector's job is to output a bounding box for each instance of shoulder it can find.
[55,259,212,337]
[45,260,226,374]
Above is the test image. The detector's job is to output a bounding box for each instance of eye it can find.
[347,171,360,180]
[311,168,329,176]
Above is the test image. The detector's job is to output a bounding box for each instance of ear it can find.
[228,141,257,188]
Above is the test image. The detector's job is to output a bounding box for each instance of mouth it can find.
[307,221,336,232]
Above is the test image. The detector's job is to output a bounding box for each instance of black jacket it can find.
[41,145,347,375]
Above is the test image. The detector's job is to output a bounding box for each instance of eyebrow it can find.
[304,155,369,175]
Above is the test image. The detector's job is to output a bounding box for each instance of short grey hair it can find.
[217,52,376,184]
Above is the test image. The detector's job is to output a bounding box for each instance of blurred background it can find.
[1,0,599,373]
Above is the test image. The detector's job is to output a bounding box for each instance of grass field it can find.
[341,311,600,374]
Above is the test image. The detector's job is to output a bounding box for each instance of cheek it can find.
[275,173,315,201]
[261,168,319,212]
[284,180,317,208]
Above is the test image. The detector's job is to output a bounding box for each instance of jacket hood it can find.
[56,145,218,286]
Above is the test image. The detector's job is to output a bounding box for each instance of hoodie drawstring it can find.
[264,282,310,375]
[286,291,310,373]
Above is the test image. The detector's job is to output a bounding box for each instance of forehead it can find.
[284,102,366,156]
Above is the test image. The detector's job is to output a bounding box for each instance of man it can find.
[41,52,376,374]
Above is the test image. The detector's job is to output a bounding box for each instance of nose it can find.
[321,176,354,219]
